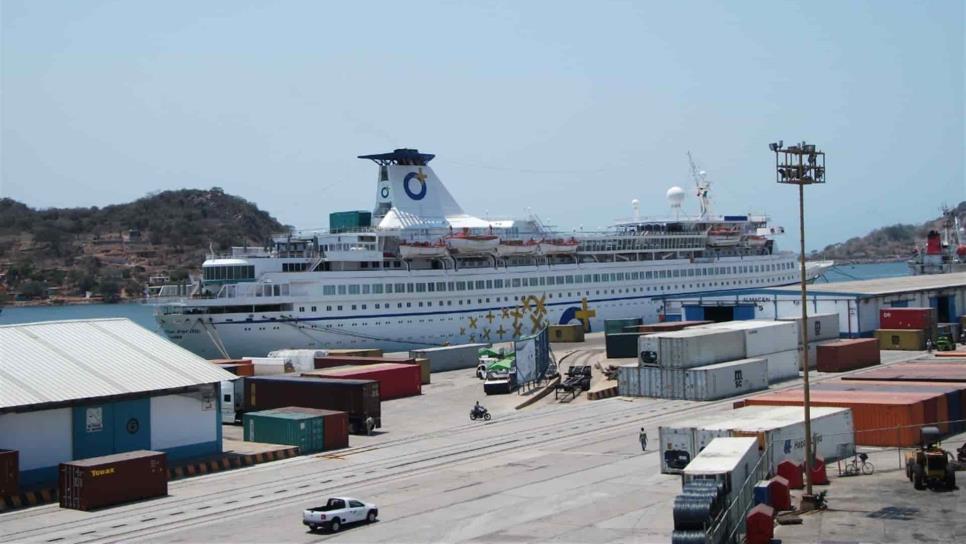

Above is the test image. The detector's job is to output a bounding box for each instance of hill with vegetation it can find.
[0,188,289,303]
[813,201,966,262]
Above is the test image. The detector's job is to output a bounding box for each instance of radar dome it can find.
[666,186,685,207]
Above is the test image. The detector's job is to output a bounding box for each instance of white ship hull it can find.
[157,255,806,358]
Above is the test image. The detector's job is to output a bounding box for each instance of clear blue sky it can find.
[2,0,963,250]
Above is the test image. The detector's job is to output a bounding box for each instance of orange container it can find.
[742,388,933,446]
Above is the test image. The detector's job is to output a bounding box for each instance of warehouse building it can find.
[659,272,966,337]
[0,318,235,488]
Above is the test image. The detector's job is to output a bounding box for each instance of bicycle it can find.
[844,452,875,476]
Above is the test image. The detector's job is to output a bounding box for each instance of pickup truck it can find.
[303,497,378,532]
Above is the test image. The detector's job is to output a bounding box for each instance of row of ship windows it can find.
[317,263,795,297]
[293,274,797,313]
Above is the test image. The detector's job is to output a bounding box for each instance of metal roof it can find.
[768,271,966,297]
[0,318,236,411]
[662,272,966,300]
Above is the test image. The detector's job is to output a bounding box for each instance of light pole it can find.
[769,140,826,504]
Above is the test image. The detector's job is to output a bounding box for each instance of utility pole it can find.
[769,140,826,505]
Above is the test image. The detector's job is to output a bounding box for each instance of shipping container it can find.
[213,363,254,377]
[265,350,330,373]
[243,376,380,434]
[626,320,712,333]
[604,317,643,334]
[59,450,167,511]
[549,324,585,342]
[659,406,854,475]
[329,210,372,232]
[683,437,763,504]
[875,329,926,350]
[606,332,645,359]
[248,357,294,375]
[325,348,384,357]
[816,339,880,372]
[314,356,431,384]
[302,363,421,400]
[764,350,800,383]
[281,406,350,450]
[740,388,946,446]
[243,410,325,453]
[843,361,966,382]
[639,328,746,368]
[618,359,767,400]
[692,321,798,358]
[778,313,840,343]
[0,450,18,497]
[879,307,936,331]
[686,358,769,400]
[813,379,965,434]
[409,343,490,372]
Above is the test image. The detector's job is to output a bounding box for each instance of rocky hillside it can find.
[813,201,966,262]
[0,188,289,302]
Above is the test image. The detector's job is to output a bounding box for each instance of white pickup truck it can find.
[303,497,378,532]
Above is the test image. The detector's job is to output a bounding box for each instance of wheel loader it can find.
[905,426,956,490]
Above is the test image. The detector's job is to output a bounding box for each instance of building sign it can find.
[86,407,103,433]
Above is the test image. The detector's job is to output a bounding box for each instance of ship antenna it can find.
[688,151,712,219]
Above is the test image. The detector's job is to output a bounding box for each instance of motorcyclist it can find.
[472,401,486,417]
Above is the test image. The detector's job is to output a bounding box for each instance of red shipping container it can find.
[843,361,966,383]
[767,476,791,511]
[816,339,880,372]
[745,504,775,544]
[59,451,167,511]
[0,450,18,497]
[879,308,935,331]
[777,459,803,489]
[303,363,421,400]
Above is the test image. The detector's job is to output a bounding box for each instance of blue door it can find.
[684,306,705,321]
[73,404,115,460]
[734,305,756,320]
[113,398,151,453]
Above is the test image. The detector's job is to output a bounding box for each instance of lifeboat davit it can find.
[444,234,499,254]
[399,240,449,259]
[539,238,579,255]
[496,239,539,257]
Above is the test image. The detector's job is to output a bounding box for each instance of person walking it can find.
[639,427,648,451]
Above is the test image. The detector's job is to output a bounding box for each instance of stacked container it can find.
[778,312,841,369]
[876,307,937,349]
[816,339,880,372]
[315,355,431,385]
[59,451,167,511]
[302,363,421,400]
[266,349,330,372]
[243,375,381,434]
[326,348,383,357]
[247,357,294,375]
[618,358,768,401]
[638,328,746,368]
[605,332,648,359]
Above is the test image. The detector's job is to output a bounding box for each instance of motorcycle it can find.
[470,406,491,421]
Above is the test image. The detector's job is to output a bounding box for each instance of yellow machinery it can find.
[905,426,956,490]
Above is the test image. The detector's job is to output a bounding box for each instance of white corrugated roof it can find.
[770,271,966,296]
[0,318,236,410]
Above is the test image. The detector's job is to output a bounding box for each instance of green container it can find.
[329,211,372,232]
[604,318,643,335]
[242,410,325,453]
[605,332,643,359]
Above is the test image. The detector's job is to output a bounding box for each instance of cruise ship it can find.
[154,149,824,358]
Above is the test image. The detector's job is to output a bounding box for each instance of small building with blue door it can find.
[0,318,236,488]
[658,272,966,338]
